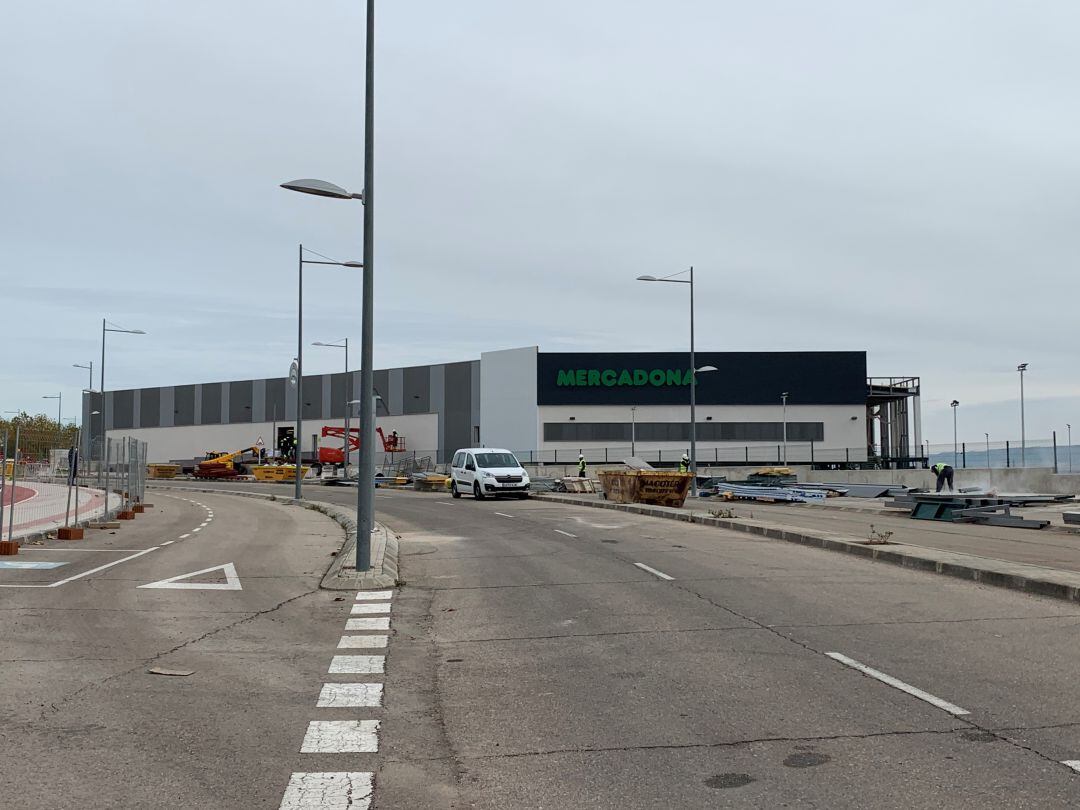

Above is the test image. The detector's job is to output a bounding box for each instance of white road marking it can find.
[179,534,190,539]
[160,541,174,546]
[1,547,160,589]
[192,528,201,533]
[554,529,577,538]
[328,655,385,675]
[494,512,514,518]
[345,617,390,631]
[435,501,454,506]
[825,652,969,716]
[300,720,380,753]
[138,562,242,591]
[351,603,391,615]
[634,562,674,581]
[317,682,383,708]
[1061,761,1080,773]
[355,590,394,601]
[279,772,373,810]
[200,522,209,527]
[0,561,67,569]
[338,635,388,649]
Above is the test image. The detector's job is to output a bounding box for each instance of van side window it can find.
[465,454,476,471]
[452,452,463,468]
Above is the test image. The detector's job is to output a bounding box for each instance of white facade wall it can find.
[479,347,539,451]
[107,413,438,464]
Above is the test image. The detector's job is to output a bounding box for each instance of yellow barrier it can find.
[252,465,310,482]
[147,464,180,479]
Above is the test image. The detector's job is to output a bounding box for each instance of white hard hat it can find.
[682,453,690,460]
[579,454,584,458]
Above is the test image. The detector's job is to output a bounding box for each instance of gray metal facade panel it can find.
[174,385,195,426]
[112,390,134,430]
[103,391,115,431]
[229,380,253,423]
[373,370,389,415]
[321,375,332,420]
[330,373,347,419]
[220,383,230,425]
[301,374,322,421]
[274,376,293,422]
[430,364,445,454]
[443,362,473,461]
[201,383,222,425]
[388,369,403,416]
[140,388,160,428]
[403,366,429,414]
[470,360,481,444]
[132,389,141,428]
[159,386,174,428]
[193,385,202,426]
[251,379,266,422]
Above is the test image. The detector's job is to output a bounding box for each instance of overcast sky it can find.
[3,1,1077,445]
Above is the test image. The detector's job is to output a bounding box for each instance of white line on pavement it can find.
[435,501,454,506]
[0,547,161,589]
[192,528,201,532]
[178,534,190,539]
[279,772,373,810]
[355,590,394,601]
[300,720,380,753]
[328,655,385,675]
[160,541,174,546]
[825,652,969,716]
[554,529,577,538]
[634,562,674,581]
[317,682,383,708]
[345,617,390,631]
[494,512,514,518]
[1061,761,1080,773]
[338,635,388,649]
[351,603,391,615]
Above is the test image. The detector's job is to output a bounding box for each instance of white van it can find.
[450,448,530,500]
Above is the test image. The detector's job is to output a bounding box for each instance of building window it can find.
[544,421,824,443]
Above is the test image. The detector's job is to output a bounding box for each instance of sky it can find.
[2,0,1077,446]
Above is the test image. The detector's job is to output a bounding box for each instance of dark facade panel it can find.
[544,422,824,443]
[403,365,430,414]
[537,352,867,406]
[112,390,135,430]
[174,385,196,426]
[139,388,161,428]
[329,372,348,419]
[229,380,253,423]
[443,362,473,458]
[373,370,390,414]
[544,423,632,442]
[201,383,222,425]
[265,378,287,423]
[301,374,322,421]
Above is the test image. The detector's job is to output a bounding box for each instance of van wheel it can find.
[473,482,486,500]
[451,482,461,499]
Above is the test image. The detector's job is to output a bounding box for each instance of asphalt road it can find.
[37,479,1080,808]
[0,489,366,809]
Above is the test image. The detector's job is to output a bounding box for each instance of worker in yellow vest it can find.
[678,453,690,473]
[577,454,587,478]
[931,462,955,493]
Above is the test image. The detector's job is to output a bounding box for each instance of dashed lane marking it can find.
[0,561,68,569]
[160,541,175,546]
[634,562,674,581]
[345,617,390,631]
[825,652,969,716]
[338,635,388,649]
[179,534,190,539]
[317,683,383,708]
[355,590,394,601]
[554,529,577,538]
[0,547,160,589]
[279,772,373,810]
[350,603,391,615]
[435,501,454,506]
[494,512,514,518]
[300,720,380,753]
[328,655,385,675]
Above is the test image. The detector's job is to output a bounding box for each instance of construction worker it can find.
[577,454,587,478]
[678,453,690,473]
[931,462,955,493]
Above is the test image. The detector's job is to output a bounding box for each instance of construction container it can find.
[413,475,451,492]
[147,464,181,479]
[561,477,598,494]
[252,465,310,482]
[598,470,694,508]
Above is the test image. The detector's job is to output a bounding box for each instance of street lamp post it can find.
[314,339,352,476]
[985,432,991,470]
[781,392,789,465]
[1017,363,1028,467]
[635,268,716,496]
[630,406,636,458]
[950,400,959,469]
[73,362,93,392]
[43,393,62,427]
[1068,423,1073,474]
[100,320,145,486]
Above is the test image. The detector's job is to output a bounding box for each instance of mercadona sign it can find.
[556,368,694,388]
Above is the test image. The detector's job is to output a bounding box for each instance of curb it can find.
[148,484,399,591]
[534,493,1080,605]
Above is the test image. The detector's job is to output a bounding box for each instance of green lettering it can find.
[667,369,682,386]
[601,370,616,386]
[618,369,633,386]
[556,370,575,386]
[575,370,587,386]
[683,369,694,385]
[649,369,666,386]
[633,369,648,386]
[587,370,601,386]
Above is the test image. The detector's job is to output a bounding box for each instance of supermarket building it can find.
[82,346,921,468]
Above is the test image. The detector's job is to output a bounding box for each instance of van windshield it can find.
[475,452,519,468]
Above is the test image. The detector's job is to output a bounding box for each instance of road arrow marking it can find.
[137,563,242,591]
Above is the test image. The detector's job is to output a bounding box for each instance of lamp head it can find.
[1018,363,1028,372]
[636,275,657,282]
[950,400,960,407]
[281,178,355,200]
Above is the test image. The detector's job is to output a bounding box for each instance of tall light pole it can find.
[43,393,62,440]
[1017,363,1028,467]
[985,432,991,469]
[636,268,717,496]
[100,320,145,485]
[1068,423,1073,474]
[280,0,376,570]
[950,400,959,469]
[630,406,636,458]
[73,362,93,392]
[781,392,789,465]
[313,339,352,475]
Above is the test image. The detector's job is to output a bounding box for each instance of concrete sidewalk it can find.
[535,492,1080,604]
